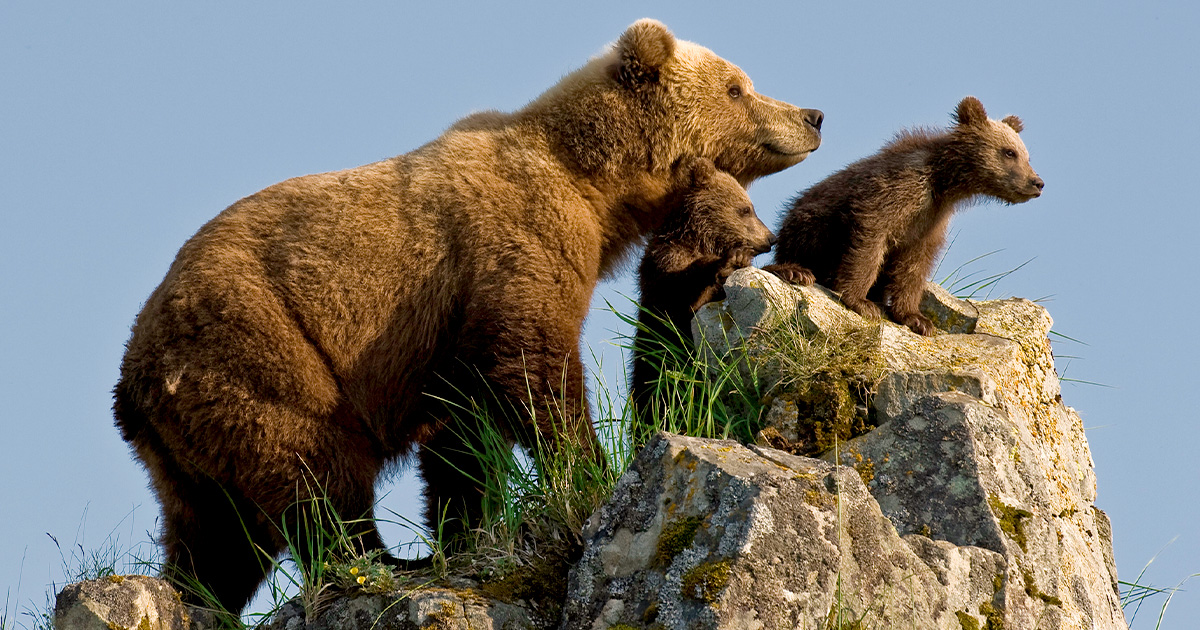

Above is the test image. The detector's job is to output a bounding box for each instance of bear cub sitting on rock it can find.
[630,157,775,423]
[766,96,1043,335]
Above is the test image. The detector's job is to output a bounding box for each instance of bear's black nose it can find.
[805,110,824,131]
[1031,176,1045,190]
[768,232,778,246]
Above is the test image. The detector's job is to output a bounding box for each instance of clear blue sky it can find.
[2,1,1197,626]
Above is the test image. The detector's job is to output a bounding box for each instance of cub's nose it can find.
[804,109,824,132]
[755,232,777,254]
[1031,176,1045,190]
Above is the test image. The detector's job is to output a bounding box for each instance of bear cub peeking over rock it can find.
[766,96,1043,335]
[630,157,774,422]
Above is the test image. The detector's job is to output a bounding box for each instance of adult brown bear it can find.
[113,19,822,612]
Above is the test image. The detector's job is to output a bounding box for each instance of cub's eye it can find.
[1003,148,1017,159]
[739,206,753,217]
[728,85,742,99]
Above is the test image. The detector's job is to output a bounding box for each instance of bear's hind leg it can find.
[282,451,393,567]
[417,427,489,553]
[160,473,278,615]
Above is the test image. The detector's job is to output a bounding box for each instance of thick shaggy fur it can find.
[113,19,822,613]
[629,157,774,420]
[767,96,1041,335]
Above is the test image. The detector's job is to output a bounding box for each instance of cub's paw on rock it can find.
[897,312,936,336]
[763,263,815,286]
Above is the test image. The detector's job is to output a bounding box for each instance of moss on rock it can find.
[755,321,885,456]
[680,560,732,604]
[1022,570,1063,606]
[987,495,1032,552]
[478,541,574,623]
[978,600,1004,630]
[654,517,703,567]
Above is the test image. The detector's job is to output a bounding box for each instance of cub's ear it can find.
[953,96,988,127]
[614,19,676,88]
[687,156,717,186]
[1001,115,1024,133]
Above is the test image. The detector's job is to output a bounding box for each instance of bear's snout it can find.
[750,230,776,254]
[1026,175,1045,198]
[804,109,824,132]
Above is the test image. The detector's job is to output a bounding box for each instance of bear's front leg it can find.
[883,229,947,336]
[485,317,600,461]
[833,232,889,321]
[418,304,603,548]
[717,247,757,282]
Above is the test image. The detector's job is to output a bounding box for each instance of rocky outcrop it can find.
[264,582,536,630]
[54,575,538,630]
[559,267,1123,629]
[62,268,1125,630]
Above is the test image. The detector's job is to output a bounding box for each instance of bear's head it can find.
[534,20,822,187]
[660,157,775,256]
[617,20,823,185]
[950,96,1044,203]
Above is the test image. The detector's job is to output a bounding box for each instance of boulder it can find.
[824,391,1124,629]
[54,575,209,630]
[560,432,1008,629]
[676,267,1126,629]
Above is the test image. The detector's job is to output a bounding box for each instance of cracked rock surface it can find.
[561,433,1007,629]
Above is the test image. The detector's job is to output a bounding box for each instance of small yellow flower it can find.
[349,567,359,575]
[356,576,366,585]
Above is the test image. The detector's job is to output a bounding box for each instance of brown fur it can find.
[629,157,774,423]
[112,19,822,612]
[767,96,1041,335]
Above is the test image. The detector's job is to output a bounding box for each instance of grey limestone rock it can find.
[683,266,1126,629]
[263,583,536,630]
[824,392,1124,629]
[560,432,1009,629]
[54,573,536,630]
[54,575,210,630]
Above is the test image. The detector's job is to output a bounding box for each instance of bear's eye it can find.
[739,206,753,217]
[728,85,742,99]
[1003,148,1017,159]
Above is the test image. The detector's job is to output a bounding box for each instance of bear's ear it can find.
[953,96,988,128]
[1001,115,1024,133]
[614,19,676,88]
[687,157,717,186]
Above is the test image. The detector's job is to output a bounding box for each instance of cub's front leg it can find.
[882,227,948,336]
[833,233,889,321]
